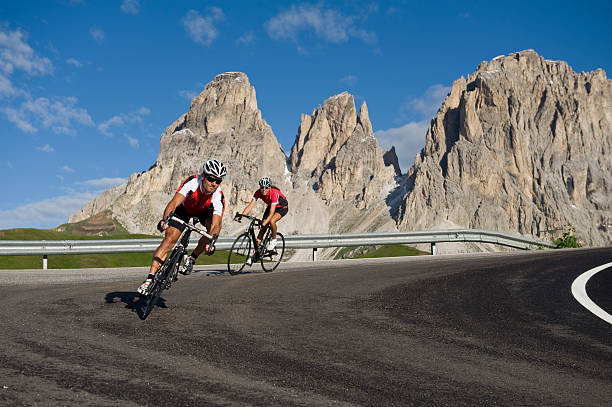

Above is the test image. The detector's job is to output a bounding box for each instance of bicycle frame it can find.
[140,212,216,319]
[235,214,267,256]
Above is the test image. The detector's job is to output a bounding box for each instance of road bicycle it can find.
[139,211,217,320]
[228,213,285,275]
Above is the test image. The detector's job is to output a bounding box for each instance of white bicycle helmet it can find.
[258,177,271,188]
[202,159,227,179]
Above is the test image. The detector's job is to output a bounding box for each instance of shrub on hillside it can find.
[553,224,582,248]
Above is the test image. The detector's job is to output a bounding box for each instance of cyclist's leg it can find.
[138,226,181,294]
[269,203,287,239]
[268,212,283,239]
[257,206,271,245]
[149,226,181,275]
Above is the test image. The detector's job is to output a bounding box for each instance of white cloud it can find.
[90,26,106,43]
[375,84,450,172]
[401,84,450,119]
[179,89,197,100]
[0,72,19,97]
[125,134,139,148]
[179,82,205,101]
[5,96,94,135]
[98,115,124,136]
[2,106,36,132]
[0,175,129,229]
[36,144,54,153]
[236,31,256,46]
[80,177,127,189]
[181,8,225,46]
[0,192,98,229]
[97,106,150,137]
[376,121,429,173]
[265,4,377,45]
[134,106,151,120]
[61,165,74,173]
[0,28,53,76]
[66,57,83,67]
[0,28,52,99]
[339,74,357,86]
[120,0,141,15]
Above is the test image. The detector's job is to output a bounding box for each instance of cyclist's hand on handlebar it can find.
[157,210,175,232]
[205,234,218,255]
[233,212,242,222]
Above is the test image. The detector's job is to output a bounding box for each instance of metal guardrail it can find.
[0,229,554,269]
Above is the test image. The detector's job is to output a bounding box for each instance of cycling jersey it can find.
[177,174,225,217]
[253,187,288,208]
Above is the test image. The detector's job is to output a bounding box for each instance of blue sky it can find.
[1,0,610,229]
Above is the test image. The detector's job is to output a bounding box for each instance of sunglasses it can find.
[205,175,222,185]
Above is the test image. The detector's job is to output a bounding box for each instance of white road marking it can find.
[571,262,612,325]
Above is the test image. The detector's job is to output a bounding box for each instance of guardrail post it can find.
[430,242,436,255]
[43,255,48,270]
[313,247,318,261]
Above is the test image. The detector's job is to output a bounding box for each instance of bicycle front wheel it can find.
[260,232,284,272]
[228,233,251,275]
[139,247,182,319]
[140,277,163,320]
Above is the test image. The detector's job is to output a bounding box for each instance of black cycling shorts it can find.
[169,204,212,231]
[263,202,288,220]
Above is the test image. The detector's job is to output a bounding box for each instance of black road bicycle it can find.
[139,211,217,320]
[228,213,285,275]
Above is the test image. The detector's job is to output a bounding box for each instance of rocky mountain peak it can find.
[289,91,357,175]
[400,49,612,246]
[289,92,397,210]
[71,72,290,234]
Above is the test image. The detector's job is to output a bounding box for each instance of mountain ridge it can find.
[70,50,611,252]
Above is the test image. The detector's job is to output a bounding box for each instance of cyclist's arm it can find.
[204,214,222,254]
[209,213,222,235]
[262,204,277,227]
[236,199,256,219]
[159,192,185,230]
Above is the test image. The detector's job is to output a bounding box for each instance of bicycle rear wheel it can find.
[260,232,284,272]
[228,233,251,275]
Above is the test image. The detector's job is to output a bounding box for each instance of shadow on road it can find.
[192,267,245,276]
[104,291,168,317]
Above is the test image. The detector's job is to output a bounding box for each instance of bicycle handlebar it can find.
[233,212,262,226]
[162,211,217,251]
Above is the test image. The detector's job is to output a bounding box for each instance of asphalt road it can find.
[0,248,610,406]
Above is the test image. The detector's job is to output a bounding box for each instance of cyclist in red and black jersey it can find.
[234,177,288,257]
[138,159,227,295]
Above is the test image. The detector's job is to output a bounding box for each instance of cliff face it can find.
[397,50,612,246]
[71,74,398,240]
[289,92,400,232]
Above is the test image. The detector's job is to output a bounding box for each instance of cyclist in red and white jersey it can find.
[138,159,227,295]
[234,177,288,263]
